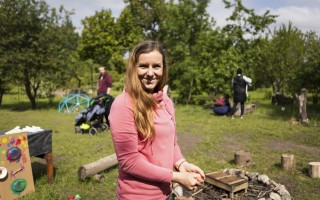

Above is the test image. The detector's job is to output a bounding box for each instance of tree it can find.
[123,0,167,40]
[253,23,304,96]
[161,0,212,104]
[38,6,79,104]
[0,0,48,108]
[116,7,144,52]
[0,0,79,108]
[293,31,320,106]
[79,9,126,73]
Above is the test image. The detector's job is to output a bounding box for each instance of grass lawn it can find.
[0,89,319,199]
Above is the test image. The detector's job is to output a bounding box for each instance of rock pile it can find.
[176,169,292,200]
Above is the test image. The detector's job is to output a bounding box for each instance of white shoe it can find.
[240,116,243,119]
[232,116,234,119]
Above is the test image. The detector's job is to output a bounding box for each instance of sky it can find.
[46,0,320,34]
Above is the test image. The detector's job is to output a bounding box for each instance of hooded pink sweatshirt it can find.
[109,91,184,200]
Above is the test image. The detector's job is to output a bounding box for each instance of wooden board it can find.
[0,133,35,200]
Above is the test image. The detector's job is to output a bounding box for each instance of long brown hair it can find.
[125,40,168,141]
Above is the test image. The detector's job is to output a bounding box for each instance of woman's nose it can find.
[146,67,154,76]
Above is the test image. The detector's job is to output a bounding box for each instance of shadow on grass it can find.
[273,163,282,170]
[301,167,309,177]
[1,101,59,112]
[228,159,236,166]
[31,161,57,184]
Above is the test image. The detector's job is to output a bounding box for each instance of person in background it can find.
[213,94,231,116]
[97,65,112,95]
[230,68,252,119]
[109,40,205,200]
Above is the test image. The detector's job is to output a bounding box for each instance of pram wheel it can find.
[89,127,98,136]
[75,126,82,134]
[101,123,109,131]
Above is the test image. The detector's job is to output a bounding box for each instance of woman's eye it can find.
[139,64,148,69]
[153,65,161,69]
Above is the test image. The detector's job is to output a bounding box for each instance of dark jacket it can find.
[233,75,247,102]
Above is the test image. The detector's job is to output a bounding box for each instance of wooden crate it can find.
[205,171,248,199]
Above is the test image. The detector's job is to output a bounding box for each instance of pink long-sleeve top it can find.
[109,91,184,200]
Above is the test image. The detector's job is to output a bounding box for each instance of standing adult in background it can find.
[231,68,252,119]
[97,65,112,95]
[109,40,205,200]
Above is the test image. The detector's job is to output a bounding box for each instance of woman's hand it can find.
[178,161,205,183]
[172,171,203,190]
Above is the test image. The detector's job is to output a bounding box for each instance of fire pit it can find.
[175,169,292,200]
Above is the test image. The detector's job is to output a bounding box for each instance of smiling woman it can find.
[108,40,205,200]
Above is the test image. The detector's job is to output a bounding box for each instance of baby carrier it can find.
[75,94,114,136]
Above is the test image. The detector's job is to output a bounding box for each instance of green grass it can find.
[1,89,320,199]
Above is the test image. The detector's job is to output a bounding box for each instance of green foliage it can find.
[2,0,320,108]
[292,31,320,106]
[0,0,79,108]
[79,10,121,70]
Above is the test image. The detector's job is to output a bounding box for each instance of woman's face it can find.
[137,50,163,93]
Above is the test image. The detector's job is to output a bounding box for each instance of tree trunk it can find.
[0,91,3,107]
[78,154,118,180]
[24,79,37,109]
[298,88,308,122]
[308,162,320,178]
[187,78,193,105]
[234,150,252,167]
[281,154,295,171]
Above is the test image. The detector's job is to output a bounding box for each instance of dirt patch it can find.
[221,133,247,151]
[208,133,249,159]
[266,140,320,160]
[177,132,203,154]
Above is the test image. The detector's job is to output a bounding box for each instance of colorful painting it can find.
[0,133,35,200]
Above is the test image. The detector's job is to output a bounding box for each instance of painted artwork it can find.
[0,133,35,200]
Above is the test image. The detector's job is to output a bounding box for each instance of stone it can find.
[269,192,281,200]
[258,174,270,185]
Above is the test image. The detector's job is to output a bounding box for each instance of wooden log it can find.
[308,162,320,178]
[281,154,295,171]
[93,174,105,183]
[234,150,252,167]
[78,153,118,180]
[234,104,256,116]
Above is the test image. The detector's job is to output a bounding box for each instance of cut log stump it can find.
[93,174,105,183]
[308,162,320,178]
[234,150,252,167]
[78,153,118,181]
[281,154,295,171]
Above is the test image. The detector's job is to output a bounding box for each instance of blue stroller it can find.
[75,94,114,136]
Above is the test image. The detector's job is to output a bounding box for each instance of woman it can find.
[109,41,205,200]
[213,94,231,116]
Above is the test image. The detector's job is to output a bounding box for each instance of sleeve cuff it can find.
[174,158,186,171]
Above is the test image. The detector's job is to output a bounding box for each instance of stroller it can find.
[75,94,114,136]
